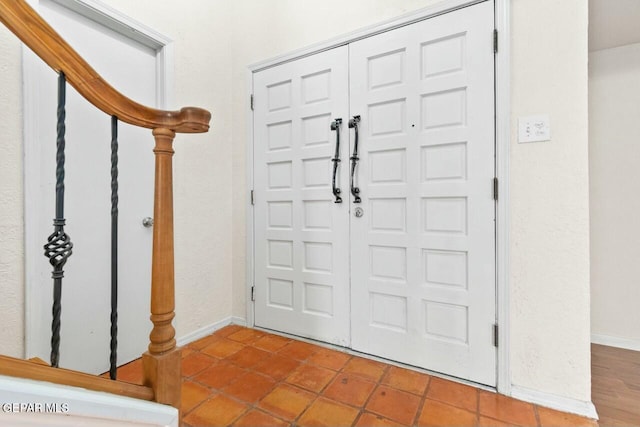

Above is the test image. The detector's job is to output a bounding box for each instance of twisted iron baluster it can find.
[43,72,73,368]
[109,116,119,380]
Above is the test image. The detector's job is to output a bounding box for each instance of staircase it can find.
[0,0,210,419]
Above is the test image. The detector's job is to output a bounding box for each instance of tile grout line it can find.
[412,371,433,427]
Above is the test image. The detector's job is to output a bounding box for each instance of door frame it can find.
[23,0,174,359]
[246,0,511,394]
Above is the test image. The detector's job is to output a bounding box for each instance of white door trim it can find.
[23,0,174,359]
[246,0,511,392]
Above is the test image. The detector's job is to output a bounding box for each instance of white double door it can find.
[253,1,496,385]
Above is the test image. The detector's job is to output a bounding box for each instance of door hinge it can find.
[493,29,498,54]
[251,286,255,302]
[493,324,499,347]
[493,177,499,201]
[250,94,254,111]
[250,190,254,205]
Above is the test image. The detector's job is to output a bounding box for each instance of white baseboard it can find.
[591,333,640,352]
[176,316,248,347]
[510,385,598,420]
[231,316,248,327]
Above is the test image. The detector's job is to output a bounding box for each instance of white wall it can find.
[0,0,592,408]
[590,42,640,350]
[0,25,25,359]
[508,0,591,403]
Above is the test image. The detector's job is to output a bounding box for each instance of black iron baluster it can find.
[43,72,73,368]
[109,116,119,380]
[330,118,342,203]
[349,115,361,203]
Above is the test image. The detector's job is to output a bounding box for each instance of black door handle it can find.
[349,115,361,203]
[330,118,342,203]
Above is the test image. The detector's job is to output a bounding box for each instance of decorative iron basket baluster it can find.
[43,72,73,368]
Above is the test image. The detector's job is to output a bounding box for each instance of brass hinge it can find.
[493,29,498,53]
[250,94,254,111]
[250,190,254,205]
[493,324,499,347]
[251,286,255,302]
[493,177,499,201]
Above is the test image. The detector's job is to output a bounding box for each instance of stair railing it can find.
[0,0,211,411]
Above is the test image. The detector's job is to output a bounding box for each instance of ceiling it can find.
[589,0,640,52]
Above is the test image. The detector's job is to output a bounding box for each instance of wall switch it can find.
[518,115,551,143]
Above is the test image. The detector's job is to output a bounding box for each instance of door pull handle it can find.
[349,115,361,203]
[330,118,343,203]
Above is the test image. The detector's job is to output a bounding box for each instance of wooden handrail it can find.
[0,0,210,133]
[0,356,154,402]
[0,0,212,415]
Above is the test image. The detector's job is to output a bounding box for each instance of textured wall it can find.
[590,42,640,347]
[0,26,25,358]
[509,0,591,401]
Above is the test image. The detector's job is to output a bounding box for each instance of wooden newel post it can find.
[143,128,181,409]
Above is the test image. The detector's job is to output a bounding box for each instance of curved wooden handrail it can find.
[0,0,210,133]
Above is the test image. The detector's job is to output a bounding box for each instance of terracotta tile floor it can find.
[115,325,597,427]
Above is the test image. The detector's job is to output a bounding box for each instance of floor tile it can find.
[323,373,376,407]
[115,359,143,385]
[176,326,595,427]
[426,376,478,412]
[298,396,360,427]
[193,360,246,389]
[226,346,271,368]
[222,371,276,403]
[214,324,245,338]
[252,334,292,352]
[478,415,521,426]
[201,338,245,359]
[382,366,430,396]
[343,357,388,382]
[417,399,477,427]
[183,394,248,427]
[254,353,302,381]
[286,363,337,393]
[538,406,598,427]
[354,412,405,427]
[479,391,537,427]
[181,347,196,358]
[232,409,289,427]
[366,384,421,425]
[186,334,221,351]
[307,348,352,371]
[278,340,320,361]
[181,380,211,414]
[258,383,316,421]
[227,327,266,344]
[182,351,217,378]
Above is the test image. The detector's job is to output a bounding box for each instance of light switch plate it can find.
[518,115,551,143]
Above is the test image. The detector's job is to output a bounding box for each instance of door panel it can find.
[253,47,351,346]
[349,1,496,385]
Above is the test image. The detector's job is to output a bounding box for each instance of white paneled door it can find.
[349,1,496,386]
[253,1,496,385]
[253,47,351,346]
